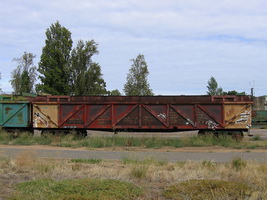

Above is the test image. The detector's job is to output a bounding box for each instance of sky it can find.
[0,0,267,96]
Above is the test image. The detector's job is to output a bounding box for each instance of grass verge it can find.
[70,158,102,164]
[10,178,143,200]
[1,129,267,149]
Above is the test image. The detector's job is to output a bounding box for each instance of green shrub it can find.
[11,178,143,200]
[231,157,247,171]
[163,179,253,200]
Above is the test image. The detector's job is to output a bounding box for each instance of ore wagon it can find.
[0,95,32,133]
[32,95,253,136]
[252,110,267,128]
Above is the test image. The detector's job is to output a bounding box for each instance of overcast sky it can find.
[1,0,267,96]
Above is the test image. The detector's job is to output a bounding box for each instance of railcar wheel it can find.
[77,129,87,137]
[231,131,243,140]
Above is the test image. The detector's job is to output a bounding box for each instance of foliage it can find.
[223,90,247,95]
[124,54,153,96]
[207,76,223,95]
[163,179,253,200]
[10,52,37,94]
[37,21,73,95]
[108,89,122,96]
[11,178,143,200]
[70,40,107,95]
[37,21,107,96]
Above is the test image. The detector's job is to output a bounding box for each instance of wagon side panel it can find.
[58,104,86,128]
[0,102,30,128]
[224,104,252,129]
[33,104,58,128]
[85,104,112,129]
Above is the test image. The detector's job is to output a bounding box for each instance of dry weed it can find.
[1,156,267,199]
[14,151,37,169]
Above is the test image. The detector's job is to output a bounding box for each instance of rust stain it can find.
[5,107,12,115]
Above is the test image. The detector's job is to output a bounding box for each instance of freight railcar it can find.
[32,95,253,136]
[252,110,267,128]
[0,95,33,133]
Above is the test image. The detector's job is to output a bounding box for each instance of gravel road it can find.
[1,145,267,163]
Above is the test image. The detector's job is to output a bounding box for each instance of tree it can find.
[207,76,223,95]
[37,21,73,95]
[223,90,246,95]
[10,52,37,94]
[108,89,122,96]
[124,54,153,96]
[70,40,106,95]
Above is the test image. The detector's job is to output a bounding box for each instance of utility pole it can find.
[249,81,255,97]
[251,87,254,97]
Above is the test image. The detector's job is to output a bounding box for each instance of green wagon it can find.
[0,95,32,129]
[252,110,267,128]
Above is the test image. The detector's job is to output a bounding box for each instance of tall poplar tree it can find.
[70,40,106,95]
[207,76,223,95]
[37,21,73,95]
[124,54,153,96]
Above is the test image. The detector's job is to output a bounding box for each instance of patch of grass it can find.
[121,156,166,166]
[163,179,253,200]
[130,165,149,179]
[0,130,10,144]
[202,160,216,170]
[179,135,240,148]
[250,135,263,141]
[231,157,247,171]
[10,132,53,146]
[32,136,52,145]
[143,136,163,148]
[11,132,34,145]
[35,162,55,174]
[70,158,102,164]
[10,178,143,200]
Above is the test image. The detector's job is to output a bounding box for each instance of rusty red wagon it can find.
[32,95,253,136]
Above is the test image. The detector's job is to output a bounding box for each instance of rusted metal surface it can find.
[32,95,253,131]
[34,95,251,104]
